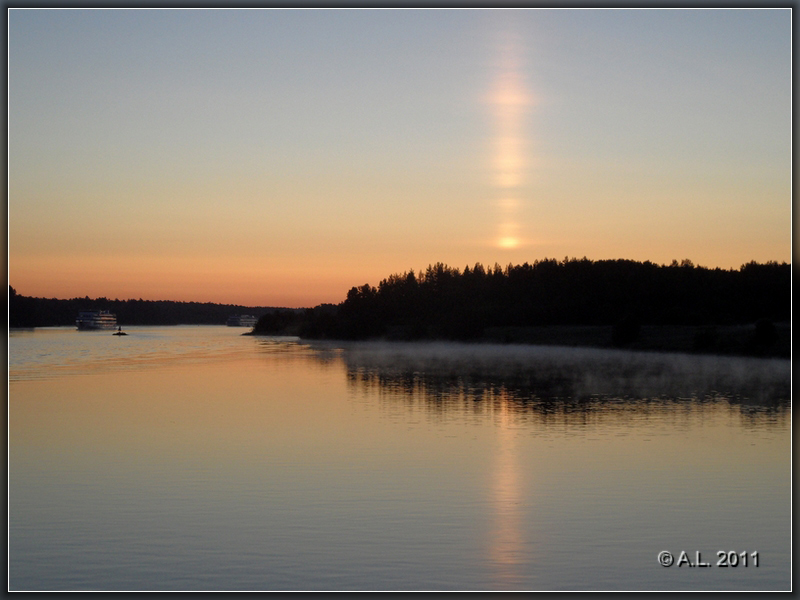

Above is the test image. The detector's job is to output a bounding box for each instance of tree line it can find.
[8,286,286,328]
[253,257,790,348]
[9,257,790,353]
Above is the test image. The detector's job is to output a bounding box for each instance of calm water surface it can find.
[8,326,791,590]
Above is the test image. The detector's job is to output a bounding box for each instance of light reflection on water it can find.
[8,328,791,591]
[488,400,527,585]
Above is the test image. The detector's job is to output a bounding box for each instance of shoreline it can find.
[250,322,791,360]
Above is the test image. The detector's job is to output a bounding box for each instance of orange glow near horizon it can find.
[8,253,356,308]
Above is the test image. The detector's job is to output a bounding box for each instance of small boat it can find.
[113,326,127,336]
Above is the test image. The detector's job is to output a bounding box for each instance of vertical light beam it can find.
[490,35,532,250]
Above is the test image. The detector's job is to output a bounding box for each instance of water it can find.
[8,326,791,591]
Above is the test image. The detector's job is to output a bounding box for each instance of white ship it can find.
[227,314,258,327]
[76,310,118,330]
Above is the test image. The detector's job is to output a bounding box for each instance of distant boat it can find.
[227,314,258,327]
[113,326,127,336]
[76,310,117,331]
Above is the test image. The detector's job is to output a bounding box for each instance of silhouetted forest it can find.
[253,258,790,356]
[8,287,288,328]
[8,258,790,356]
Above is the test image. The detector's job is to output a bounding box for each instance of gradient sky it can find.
[8,8,791,307]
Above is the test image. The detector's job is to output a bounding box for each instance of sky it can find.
[8,8,792,307]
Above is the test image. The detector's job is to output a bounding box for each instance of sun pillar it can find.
[490,36,532,250]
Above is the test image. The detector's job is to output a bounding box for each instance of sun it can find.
[499,236,520,249]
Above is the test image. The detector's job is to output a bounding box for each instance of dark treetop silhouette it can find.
[251,257,790,357]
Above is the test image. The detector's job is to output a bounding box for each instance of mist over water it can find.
[303,340,790,406]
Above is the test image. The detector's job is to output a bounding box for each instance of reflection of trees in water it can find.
[329,342,790,426]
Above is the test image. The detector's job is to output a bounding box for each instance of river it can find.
[8,326,791,590]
